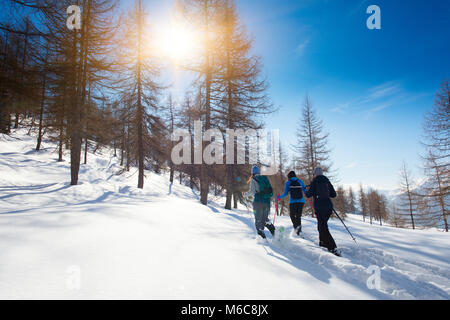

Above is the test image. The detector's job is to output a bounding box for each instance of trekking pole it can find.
[242,197,252,217]
[305,197,318,220]
[306,198,313,210]
[333,208,357,244]
[273,194,280,225]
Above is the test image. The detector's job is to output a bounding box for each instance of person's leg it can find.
[263,202,275,235]
[316,211,337,251]
[264,202,271,222]
[297,202,304,232]
[289,203,297,229]
[253,202,266,238]
[316,213,327,247]
[289,203,301,229]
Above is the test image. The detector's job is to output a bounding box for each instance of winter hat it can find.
[252,165,260,175]
[313,167,323,177]
[287,171,296,179]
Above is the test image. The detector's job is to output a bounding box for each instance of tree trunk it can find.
[434,165,448,232]
[58,87,66,162]
[36,73,46,151]
[58,124,64,162]
[70,24,81,185]
[225,189,232,210]
[170,167,174,183]
[136,0,145,189]
[200,0,212,206]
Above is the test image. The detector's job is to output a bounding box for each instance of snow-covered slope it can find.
[0,130,449,300]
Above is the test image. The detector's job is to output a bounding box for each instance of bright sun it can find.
[153,22,201,62]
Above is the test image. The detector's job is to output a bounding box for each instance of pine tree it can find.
[293,96,333,181]
[179,92,198,189]
[375,192,389,226]
[39,0,118,185]
[0,6,42,134]
[347,186,356,213]
[167,95,176,184]
[398,161,419,229]
[334,186,348,218]
[216,0,273,209]
[421,80,449,232]
[35,50,48,151]
[366,190,388,226]
[293,96,334,215]
[118,0,164,189]
[389,203,406,228]
[180,0,225,205]
[359,184,368,222]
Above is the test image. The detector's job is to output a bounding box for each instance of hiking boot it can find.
[296,226,302,235]
[266,223,275,236]
[257,229,267,239]
[329,248,342,257]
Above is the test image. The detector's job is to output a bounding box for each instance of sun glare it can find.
[154,22,201,63]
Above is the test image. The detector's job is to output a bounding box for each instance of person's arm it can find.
[244,178,258,198]
[300,179,307,194]
[305,180,315,198]
[329,181,337,198]
[278,181,290,199]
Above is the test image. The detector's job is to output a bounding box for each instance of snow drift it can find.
[0,129,449,299]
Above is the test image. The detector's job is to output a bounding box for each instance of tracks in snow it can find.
[263,227,450,299]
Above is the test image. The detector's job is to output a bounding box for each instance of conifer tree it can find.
[293,96,334,215]
[359,184,368,222]
[347,186,356,213]
[398,161,419,229]
[216,0,273,209]
[421,80,449,232]
[118,0,164,189]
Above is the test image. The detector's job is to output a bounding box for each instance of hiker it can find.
[305,167,341,256]
[244,165,276,239]
[277,171,307,235]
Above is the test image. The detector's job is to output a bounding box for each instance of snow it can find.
[0,129,449,300]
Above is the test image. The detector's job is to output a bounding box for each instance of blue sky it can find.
[140,0,450,190]
[227,0,449,190]
[8,0,447,191]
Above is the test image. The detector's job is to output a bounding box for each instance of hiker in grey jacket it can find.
[244,166,275,239]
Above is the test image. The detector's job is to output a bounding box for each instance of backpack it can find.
[316,181,330,200]
[289,179,303,200]
[254,176,273,200]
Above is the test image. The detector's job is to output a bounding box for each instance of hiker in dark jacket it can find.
[277,171,307,235]
[305,167,340,256]
[244,165,275,239]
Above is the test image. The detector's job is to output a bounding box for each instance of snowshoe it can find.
[329,248,342,257]
[295,226,302,236]
[257,229,267,239]
[274,226,286,243]
[266,223,276,236]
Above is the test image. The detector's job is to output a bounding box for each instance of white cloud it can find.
[331,102,350,113]
[295,38,310,56]
[363,82,401,103]
[331,80,419,115]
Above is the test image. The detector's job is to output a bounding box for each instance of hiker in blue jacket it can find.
[244,165,276,239]
[277,171,307,235]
